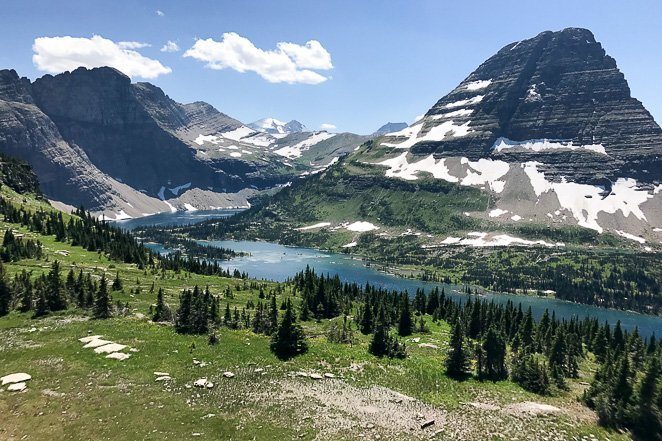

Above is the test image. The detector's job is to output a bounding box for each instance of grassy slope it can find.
[0,190,628,440]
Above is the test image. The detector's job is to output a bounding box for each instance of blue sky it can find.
[1,0,662,134]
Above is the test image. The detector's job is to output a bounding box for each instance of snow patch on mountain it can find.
[522,162,652,232]
[436,232,564,248]
[493,137,607,155]
[444,95,484,109]
[381,120,472,149]
[274,132,335,159]
[465,79,492,90]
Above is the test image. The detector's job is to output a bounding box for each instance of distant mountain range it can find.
[0,67,372,219]
[225,28,662,247]
[248,118,306,136]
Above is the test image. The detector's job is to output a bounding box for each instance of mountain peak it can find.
[373,122,408,136]
[248,117,306,135]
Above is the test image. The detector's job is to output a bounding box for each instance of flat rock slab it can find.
[155,376,172,382]
[7,382,27,392]
[418,343,439,349]
[222,372,235,378]
[83,339,112,349]
[154,372,170,377]
[79,335,103,343]
[1,373,32,386]
[94,343,127,354]
[106,352,131,360]
[309,373,323,380]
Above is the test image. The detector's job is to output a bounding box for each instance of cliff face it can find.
[382,28,662,185]
[30,67,240,195]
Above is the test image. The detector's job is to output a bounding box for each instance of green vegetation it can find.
[0,162,657,440]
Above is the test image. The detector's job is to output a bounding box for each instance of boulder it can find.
[1,373,31,386]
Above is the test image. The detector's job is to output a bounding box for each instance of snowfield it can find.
[296,222,331,231]
[437,232,564,248]
[274,132,336,159]
[381,120,473,149]
[493,138,607,155]
[465,79,492,90]
[346,221,380,232]
[522,162,652,232]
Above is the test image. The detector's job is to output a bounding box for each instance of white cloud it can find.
[32,35,172,79]
[156,10,165,16]
[320,123,337,130]
[183,32,333,84]
[118,41,151,49]
[160,41,180,52]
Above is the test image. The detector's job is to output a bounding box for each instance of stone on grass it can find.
[1,373,31,386]
[154,372,170,377]
[94,343,127,354]
[155,376,172,382]
[79,335,103,343]
[205,382,214,389]
[324,373,336,379]
[7,382,27,392]
[222,372,235,378]
[309,373,323,380]
[421,419,435,429]
[106,352,131,361]
[194,378,209,388]
[418,343,439,349]
[83,339,112,349]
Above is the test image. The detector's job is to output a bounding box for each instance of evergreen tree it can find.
[633,356,662,441]
[0,262,10,316]
[93,274,112,319]
[152,288,171,322]
[397,295,413,336]
[45,261,66,312]
[270,300,307,360]
[32,290,48,318]
[112,272,123,291]
[446,321,471,378]
[548,332,568,388]
[478,327,507,380]
[359,301,373,334]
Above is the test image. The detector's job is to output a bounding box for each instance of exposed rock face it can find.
[0,67,368,217]
[381,28,662,186]
[31,67,236,195]
[349,28,662,240]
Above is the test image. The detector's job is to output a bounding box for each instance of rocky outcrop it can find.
[373,122,407,136]
[381,28,662,186]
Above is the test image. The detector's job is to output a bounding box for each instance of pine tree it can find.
[112,272,123,291]
[0,262,10,316]
[45,261,67,312]
[152,288,171,322]
[446,321,471,378]
[359,301,373,335]
[548,332,568,388]
[270,300,307,360]
[397,295,413,336]
[93,274,112,319]
[633,356,662,440]
[478,327,507,380]
[33,290,48,318]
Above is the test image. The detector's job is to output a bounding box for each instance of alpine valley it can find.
[2,19,662,441]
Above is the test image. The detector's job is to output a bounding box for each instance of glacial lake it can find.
[117,210,662,337]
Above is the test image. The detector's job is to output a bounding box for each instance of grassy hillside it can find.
[0,188,632,440]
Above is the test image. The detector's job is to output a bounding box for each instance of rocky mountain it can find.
[248,118,306,136]
[373,122,408,136]
[0,67,366,219]
[230,28,662,248]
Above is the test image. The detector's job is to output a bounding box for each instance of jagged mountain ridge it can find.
[0,67,367,219]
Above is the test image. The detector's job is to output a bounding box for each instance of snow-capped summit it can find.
[248,118,307,135]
